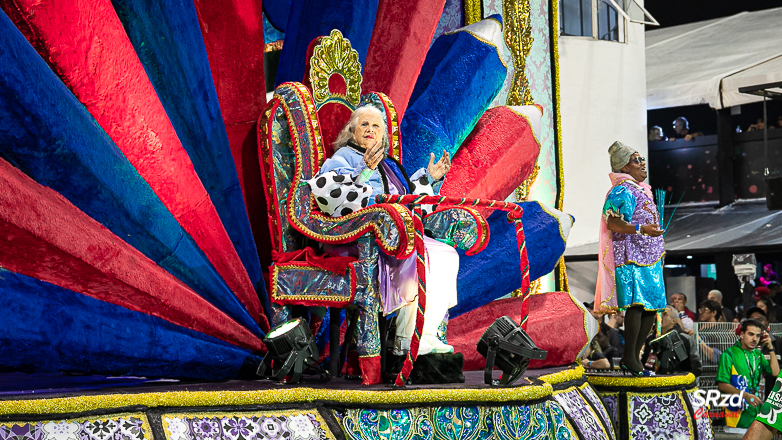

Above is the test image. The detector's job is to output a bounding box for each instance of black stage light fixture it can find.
[477,316,547,386]
[257,318,319,383]
[649,331,688,375]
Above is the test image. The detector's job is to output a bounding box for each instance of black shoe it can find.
[620,360,654,376]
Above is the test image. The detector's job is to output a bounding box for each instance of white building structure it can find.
[558,0,652,248]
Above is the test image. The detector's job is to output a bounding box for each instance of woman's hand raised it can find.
[427,150,451,181]
[363,139,385,170]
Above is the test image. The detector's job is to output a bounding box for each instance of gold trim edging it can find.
[551,0,568,290]
[463,0,482,26]
[538,364,585,385]
[0,366,595,416]
[587,372,696,388]
[0,385,556,416]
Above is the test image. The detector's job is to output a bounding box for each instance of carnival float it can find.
[0,0,712,438]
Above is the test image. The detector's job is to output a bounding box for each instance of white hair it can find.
[664,305,682,328]
[708,289,723,302]
[333,106,389,152]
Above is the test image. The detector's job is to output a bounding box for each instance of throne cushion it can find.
[308,171,372,216]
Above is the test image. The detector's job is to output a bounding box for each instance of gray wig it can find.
[333,105,390,152]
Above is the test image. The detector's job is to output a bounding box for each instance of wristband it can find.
[636,224,642,235]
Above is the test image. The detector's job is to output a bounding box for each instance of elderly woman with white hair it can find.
[308,105,456,356]
[594,141,665,376]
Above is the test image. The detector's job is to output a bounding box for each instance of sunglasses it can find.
[628,157,646,165]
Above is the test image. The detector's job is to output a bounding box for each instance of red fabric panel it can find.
[441,107,541,217]
[227,122,272,270]
[274,248,356,274]
[0,158,264,352]
[362,0,446,120]
[317,103,354,158]
[193,0,269,269]
[1,0,261,320]
[359,355,382,385]
[450,293,587,371]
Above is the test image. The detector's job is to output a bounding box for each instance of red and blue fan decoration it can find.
[0,0,571,381]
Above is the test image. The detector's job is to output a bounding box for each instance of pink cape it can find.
[594,173,653,313]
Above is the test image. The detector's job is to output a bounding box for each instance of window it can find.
[559,0,592,37]
[597,0,623,42]
[560,0,656,42]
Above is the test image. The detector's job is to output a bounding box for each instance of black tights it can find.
[621,306,657,372]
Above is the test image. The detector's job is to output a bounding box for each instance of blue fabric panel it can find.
[520,201,568,281]
[0,9,263,339]
[615,260,667,311]
[111,0,264,293]
[603,185,636,221]
[452,210,521,319]
[401,16,507,172]
[274,0,379,86]
[0,269,258,380]
[264,13,286,44]
[452,202,568,319]
[382,158,410,194]
[263,1,291,32]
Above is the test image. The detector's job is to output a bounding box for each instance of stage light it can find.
[477,316,547,386]
[257,318,319,383]
[649,330,688,375]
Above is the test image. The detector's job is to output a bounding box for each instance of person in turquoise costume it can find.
[594,141,665,375]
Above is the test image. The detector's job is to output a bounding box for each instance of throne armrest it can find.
[423,207,489,256]
[287,195,417,260]
[377,195,527,256]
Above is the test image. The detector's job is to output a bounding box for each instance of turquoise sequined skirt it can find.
[615,260,666,311]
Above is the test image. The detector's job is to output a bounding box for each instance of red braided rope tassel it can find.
[378,195,530,382]
[377,195,523,217]
[394,204,427,387]
[513,215,532,329]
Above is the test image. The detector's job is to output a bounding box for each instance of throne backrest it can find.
[258,31,403,258]
[258,83,321,256]
[303,29,402,164]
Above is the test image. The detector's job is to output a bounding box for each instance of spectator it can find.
[584,301,605,323]
[670,292,696,321]
[717,319,780,429]
[648,126,666,141]
[747,307,782,354]
[757,296,777,324]
[748,118,767,132]
[581,337,611,370]
[777,115,782,129]
[642,305,702,376]
[699,299,723,322]
[696,299,724,364]
[761,264,778,286]
[607,310,624,330]
[595,322,624,361]
[708,289,734,322]
[747,306,782,397]
[606,310,625,346]
[770,282,782,306]
[669,117,703,141]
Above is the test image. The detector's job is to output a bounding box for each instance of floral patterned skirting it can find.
[592,385,714,440]
[333,402,577,440]
[552,386,613,440]
[162,410,334,440]
[0,413,150,440]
